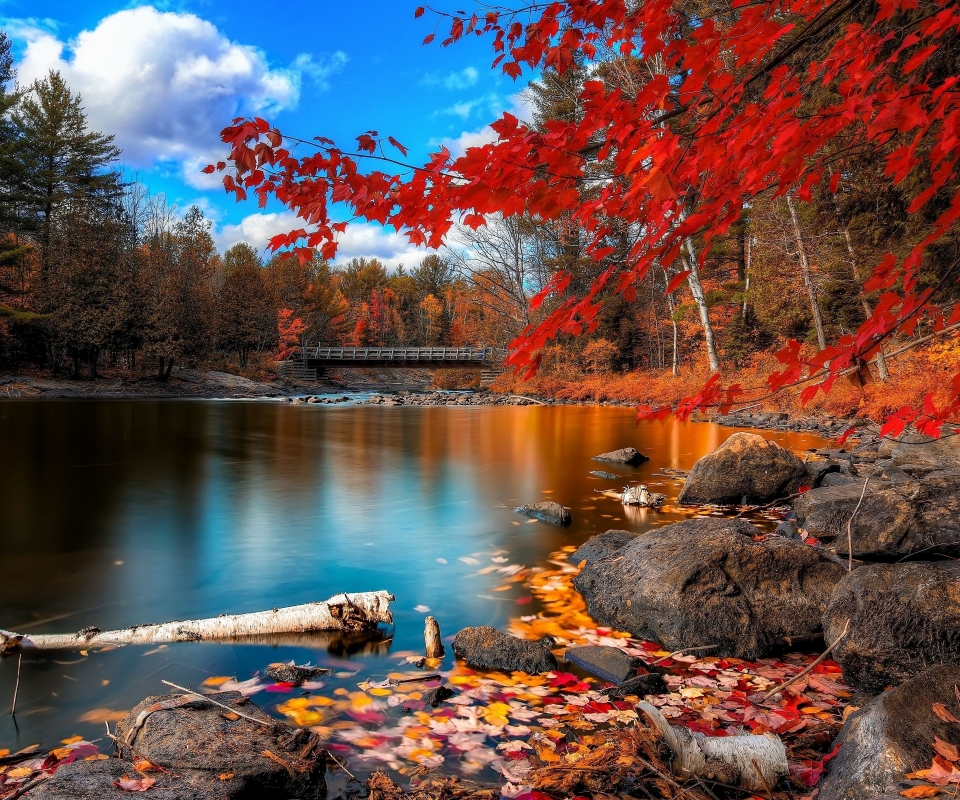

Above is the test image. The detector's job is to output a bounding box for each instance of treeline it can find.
[0,34,514,380]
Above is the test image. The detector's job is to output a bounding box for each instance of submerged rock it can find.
[34,692,326,800]
[573,518,845,659]
[592,447,649,465]
[818,664,960,800]
[569,530,636,568]
[677,432,809,505]
[823,561,960,692]
[564,645,643,683]
[515,501,571,526]
[794,472,960,559]
[452,626,557,674]
[604,672,669,699]
[589,470,621,479]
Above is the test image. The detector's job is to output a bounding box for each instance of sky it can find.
[3,0,534,268]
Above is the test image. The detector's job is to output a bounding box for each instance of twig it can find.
[651,644,718,665]
[847,478,870,572]
[10,654,20,715]
[734,493,803,518]
[759,619,850,702]
[325,750,359,783]
[104,724,176,776]
[160,680,273,728]
[1,774,47,799]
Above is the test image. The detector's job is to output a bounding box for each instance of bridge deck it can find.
[302,346,503,367]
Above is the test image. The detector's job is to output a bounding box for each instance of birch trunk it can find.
[0,591,394,655]
[843,227,890,380]
[786,194,827,351]
[662,263,680,376]
[682,237,721,372]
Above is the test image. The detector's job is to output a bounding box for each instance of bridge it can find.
[279,346,507,384]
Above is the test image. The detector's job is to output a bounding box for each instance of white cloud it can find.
[10,6,345,188]
[438,92,534,158]
[421,66,480,90]
[214,213,434,270]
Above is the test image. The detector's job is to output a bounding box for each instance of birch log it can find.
[0,591,394,656]
[638,701,788,791]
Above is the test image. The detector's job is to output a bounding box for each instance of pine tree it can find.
[12,71,121,269]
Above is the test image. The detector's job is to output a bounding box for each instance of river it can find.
[0,399,825,754]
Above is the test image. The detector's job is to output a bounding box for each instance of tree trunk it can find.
[843,227,890,380]
[682,237,721,372]
[0,592,395,655]
[742,228,752,323]
[164,358,174,380]
[662,264,680,377]
[157,357,167,381]
[786,194,827,351]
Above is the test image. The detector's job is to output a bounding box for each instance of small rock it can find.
[823,561,960,692]
[573,518,845,659]
[589,470,621,479]
[678,432,810,505]
[565,645,644,683]
[569,530,637,567]
[774,519,801,539]
[820,472,857,487]
[515,501,572,526]
[421,685,455,707]
[818,664,960,800]
[604,672,669,699]
[452,626,557,674]
[592,447,649,465]
[264,662,329,686]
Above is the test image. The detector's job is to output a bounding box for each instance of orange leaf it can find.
[934,736,960,762]
[900,787,941,798]
[933,704,960,724]
[114,775,157,792]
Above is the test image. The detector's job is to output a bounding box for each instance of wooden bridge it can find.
[279,346,507,384]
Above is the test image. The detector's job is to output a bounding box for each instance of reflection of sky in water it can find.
[0,401,824,749]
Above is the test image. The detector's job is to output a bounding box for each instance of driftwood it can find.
[424,616,445,658]
[638,701,788,791]
[0,592,394,656]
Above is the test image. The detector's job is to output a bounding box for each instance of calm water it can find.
[0,400,824,750]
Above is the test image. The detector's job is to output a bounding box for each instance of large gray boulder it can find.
[592,447,649,465]
[678,432,809,505]
[818,664,960,800]
[824,561,960,693]
[452,626,557,674]
[887,432,960,468]
[515,501,571,526]
[794,472,960,559]
[34,692,326,800]
[569,530,636,567]
[573,518,845,659]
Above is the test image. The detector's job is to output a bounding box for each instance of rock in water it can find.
[569,530,636,568]
[452,626,557,674]
[573,518,845,659]
[515,501,572,526]
[795,472,960,559]
[605,672,669,699]
[34,692,326,800]
[590,470,621,479]
[564,645,643,683]
[678,432,809,505]
[592,447,649,465]
[818,664,960,800]
[823,561,960,693]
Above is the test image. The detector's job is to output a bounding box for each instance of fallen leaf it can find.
[934,736,960,762]
[901,787,941,798]
[115,775,156,792]
[219,773,235,781]
[933,704,960,724]
[78,708,128,723]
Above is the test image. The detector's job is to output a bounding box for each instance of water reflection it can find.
[0,400,824,748]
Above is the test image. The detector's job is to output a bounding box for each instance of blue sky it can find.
[3,0,533,266]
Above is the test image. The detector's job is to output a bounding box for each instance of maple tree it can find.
[210,0,960,433]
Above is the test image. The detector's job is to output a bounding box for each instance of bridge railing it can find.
[302,346,505,363]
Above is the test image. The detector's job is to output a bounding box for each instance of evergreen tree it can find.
[12,71,121,268]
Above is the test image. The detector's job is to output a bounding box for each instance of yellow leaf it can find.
[85,754,109,761]
[369,688,392,697]
[680,687,704,698]
[6,767,33,778]
[202,676,231,688]
[492,585,513,592]
[78,708,128,723]
[60,736,83,745]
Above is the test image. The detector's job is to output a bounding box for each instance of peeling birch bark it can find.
[0,591,394,656]
[638,701,788,791]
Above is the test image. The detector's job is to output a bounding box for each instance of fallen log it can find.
[0,591,394,656]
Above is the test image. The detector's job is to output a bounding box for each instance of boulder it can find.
[823,562,960,693]
[604,672,670,699]
[569,530,636,567]
[34,692,326,800]
[818,664,960,800]
[592,447,649,465]
[515,501,571,526]
[677,433,810,505]
[573,518,845,659]
[564,645,643,683]
[452,626,558,674]
[794,472,960,559]
[589,470,621,479]
[889,432,960,468]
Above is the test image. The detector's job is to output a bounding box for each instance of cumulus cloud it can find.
[422,66,480,90]
[214,213,434,270]
[438,92,534,158]
[10,6,346,188]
